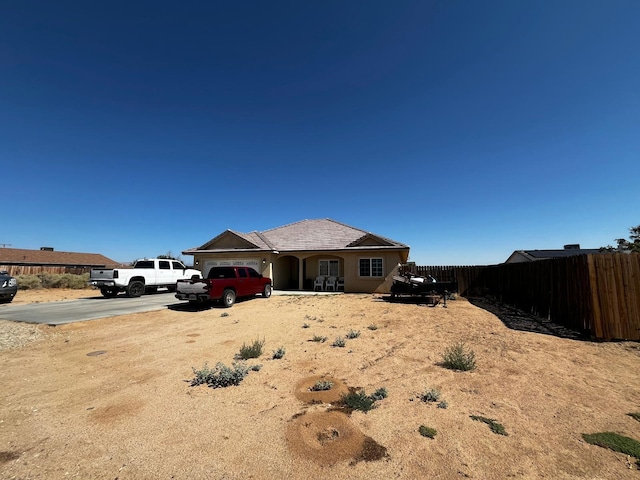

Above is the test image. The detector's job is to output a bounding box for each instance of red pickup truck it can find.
[175,266,272,307]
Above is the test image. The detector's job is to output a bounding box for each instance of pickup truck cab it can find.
[89,258,201,298]
[175,266,272,307]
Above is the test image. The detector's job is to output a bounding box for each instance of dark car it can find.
[0,271,18,303]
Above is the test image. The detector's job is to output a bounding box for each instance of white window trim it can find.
[358,257,384,278]
[319,259,340,277]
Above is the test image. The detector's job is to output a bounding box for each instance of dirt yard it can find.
[1,289,639,479]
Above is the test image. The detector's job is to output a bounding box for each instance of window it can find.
[238,268,248,278]
[359,258,383,277]
[319,259,339,277]
[159,261,171,270]
[248,268,260,278]
[134,260,154,269]
[172,261,185,270]
[208,267,236,279]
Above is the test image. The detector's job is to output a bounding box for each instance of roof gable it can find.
[347,233,396,247]
[199,230,262,250]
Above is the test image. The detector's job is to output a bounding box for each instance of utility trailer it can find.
[390,273,457,306]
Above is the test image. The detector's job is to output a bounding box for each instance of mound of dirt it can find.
[294,375,349,404]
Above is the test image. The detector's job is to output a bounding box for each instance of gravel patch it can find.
[0,319,46,351]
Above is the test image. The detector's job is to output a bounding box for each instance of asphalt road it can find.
[0,291,183,325]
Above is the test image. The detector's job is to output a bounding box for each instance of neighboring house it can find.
[505,244,602,263]
[182,218,410,293]
[0,247,122,275]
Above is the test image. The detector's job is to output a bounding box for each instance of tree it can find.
[600,225,640,253]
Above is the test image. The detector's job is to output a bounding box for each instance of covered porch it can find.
[272,254,344,292]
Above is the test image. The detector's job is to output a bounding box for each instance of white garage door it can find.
[203,259,262,277]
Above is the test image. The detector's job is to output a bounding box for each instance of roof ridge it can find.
[324,218,369,235]
[261,218,311,233]
[253,231,276,250]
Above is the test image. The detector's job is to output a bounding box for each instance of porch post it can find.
[298,257,304,290]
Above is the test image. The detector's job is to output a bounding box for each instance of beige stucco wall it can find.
[188,249,408,294]
[340,251,403,293]
[300,250,406,293]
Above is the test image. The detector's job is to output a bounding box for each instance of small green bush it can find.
[237,338,265,360]
[470,415,508,436]
[310,380,333,391]
[346,329,361,339]
[190,362,249,388]
[418,425,437,439]
[250,364,262,371]
[437,400,448,409]
[367,324,378,330]
[342,390,377,413]
[302,323,310,328]
[272,347,285,359]
[628,412,640,422]
[582,432,640,459]
[311,335,327,343]
[370,387,388,401]
[420,388,441,403]
[441,342,476,371]
[331,337,346,348]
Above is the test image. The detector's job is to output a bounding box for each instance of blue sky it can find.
[2,1,638,265]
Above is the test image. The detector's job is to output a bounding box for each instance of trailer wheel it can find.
[262,284,272,298]
[100,287,118,298]
[221,289,236,307]
[127,281,145,297]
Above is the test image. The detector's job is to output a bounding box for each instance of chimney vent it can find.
[40,247,54,251]
[563,244,580,250]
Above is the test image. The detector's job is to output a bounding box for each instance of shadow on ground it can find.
[167,296,257,312]
[378,294,450,307]
[466,297,588,341]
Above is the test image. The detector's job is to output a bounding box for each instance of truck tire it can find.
[221,289,236,308]
[262,284,272,298]
[127,281,145,298]
[100,287,118,298]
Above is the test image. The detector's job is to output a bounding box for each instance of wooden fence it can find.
[1,265,96,276]
[402,254,640,341]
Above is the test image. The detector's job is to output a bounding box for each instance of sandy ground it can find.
[1,288,639,479]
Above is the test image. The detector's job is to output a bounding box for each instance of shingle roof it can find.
[524,249,601,259]
[188,218,409,253]
[0,248,122,268]
[507,248,602,262]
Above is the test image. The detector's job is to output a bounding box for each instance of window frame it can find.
[358,257,384,278]
[319,259,340,277]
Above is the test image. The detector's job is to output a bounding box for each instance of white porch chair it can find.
[314,276,325,291]
[336,277,344,291]
[325,276,337,291]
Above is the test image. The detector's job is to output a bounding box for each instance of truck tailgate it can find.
[90,269,115,280]
[177,279,208,294]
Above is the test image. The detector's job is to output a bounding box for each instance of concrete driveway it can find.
[0,289,343,326]
[0,292,181,325]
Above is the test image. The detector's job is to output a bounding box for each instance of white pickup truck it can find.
[89,258,201,298]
